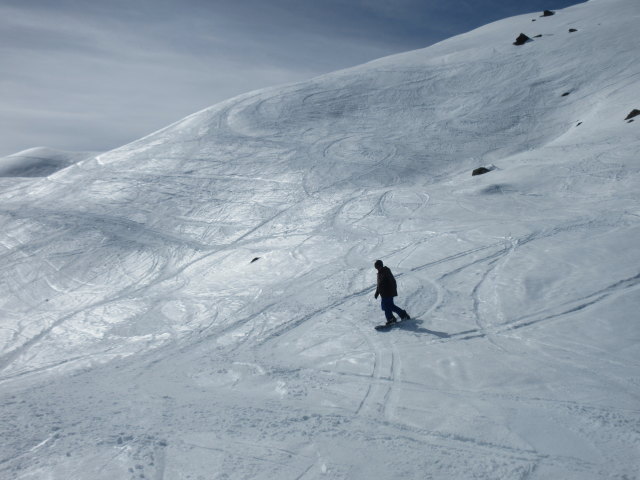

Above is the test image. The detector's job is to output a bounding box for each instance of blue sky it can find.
[0,0,582,157]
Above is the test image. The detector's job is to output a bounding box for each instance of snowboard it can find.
[374,318,408,331]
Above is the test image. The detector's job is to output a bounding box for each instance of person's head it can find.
[374,260,383,270]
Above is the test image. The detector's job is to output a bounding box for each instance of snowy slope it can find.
[1,0,640,478]
[0,147,98,178]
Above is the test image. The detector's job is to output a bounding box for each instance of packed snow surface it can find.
[1,0,639,478]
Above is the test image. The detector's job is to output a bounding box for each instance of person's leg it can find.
[390,299,409,319]
[380,297,396,322]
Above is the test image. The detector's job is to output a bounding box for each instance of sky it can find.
[0,0,583,157]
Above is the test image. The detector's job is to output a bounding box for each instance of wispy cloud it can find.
[0,0,582,156]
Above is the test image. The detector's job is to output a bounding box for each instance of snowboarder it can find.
[374,260,410,326]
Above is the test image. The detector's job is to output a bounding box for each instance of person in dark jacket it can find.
[374,260,410,325]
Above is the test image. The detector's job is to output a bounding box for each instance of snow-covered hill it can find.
[0,147,97,178]
[1,0,639,478]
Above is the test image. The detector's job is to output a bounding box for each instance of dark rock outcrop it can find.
[624,109,640,121]
[569,28,578,32]
[513,33,532,46]
[541,10,556,17]
[472,167,492,176]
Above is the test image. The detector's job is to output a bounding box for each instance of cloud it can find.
[0,0,397,156]
[0,0,583,157]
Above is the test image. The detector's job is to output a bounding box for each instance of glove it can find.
[374,292,379,299]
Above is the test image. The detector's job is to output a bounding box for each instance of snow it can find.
[1,0,640,478]
[0,147,98,178]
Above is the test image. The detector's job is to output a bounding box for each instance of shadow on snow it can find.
[377,319,451,338]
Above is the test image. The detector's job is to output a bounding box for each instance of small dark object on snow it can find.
[569,28,578,32]
[250,257,261,263]
[629,119,635,123]
[577,122,583,126]
[513,33,532,46]
[541,10,555,17]
[472,167,492,176]
[534,34,542,38]
[624,109,640,121]
[562,92,571,97]
[532,19,536,22]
